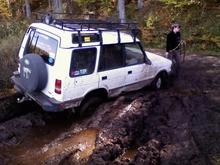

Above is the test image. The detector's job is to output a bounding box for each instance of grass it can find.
[0,19,28,90]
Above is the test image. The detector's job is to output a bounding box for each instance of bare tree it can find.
[24,0,31,18]
[118,0,125,23]
[138,0,144,10]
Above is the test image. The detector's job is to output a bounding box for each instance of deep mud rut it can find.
[0,54,220,165]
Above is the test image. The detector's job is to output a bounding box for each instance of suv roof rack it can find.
[34,13,141,47]
[34,12,138,30]
[54,19,138,31]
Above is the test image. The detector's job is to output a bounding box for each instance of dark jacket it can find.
[166,31,181,52]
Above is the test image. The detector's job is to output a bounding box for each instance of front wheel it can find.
[151,73,168,90]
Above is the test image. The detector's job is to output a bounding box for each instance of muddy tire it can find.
[19,54,48,92]
[151,73,168,90]
[78,96,103,117]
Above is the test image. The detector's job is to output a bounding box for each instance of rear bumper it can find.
[25,91,62,112]
[11,76,80,112]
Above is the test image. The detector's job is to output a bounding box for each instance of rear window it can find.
[25,31,58,66]
[70,48,97,77]
[72,33,100,44]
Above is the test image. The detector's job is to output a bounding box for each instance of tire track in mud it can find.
[86,55,220,165]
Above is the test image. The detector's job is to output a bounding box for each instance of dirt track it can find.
[0,54,220,165]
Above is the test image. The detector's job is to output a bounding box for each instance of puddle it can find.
[0,109,98,165]
[0,128,98,164]
[122,147,138,160]
[0,110,98,165]
[212,154,220,165]
[0,118,71,162]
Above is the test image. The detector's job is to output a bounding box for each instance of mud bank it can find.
[0,54,220,164]
[86,55,220,165]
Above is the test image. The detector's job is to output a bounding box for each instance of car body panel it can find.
[12,21,172,112]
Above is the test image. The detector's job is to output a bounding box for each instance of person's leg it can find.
[173,50,181,76]
[168,50,180,76]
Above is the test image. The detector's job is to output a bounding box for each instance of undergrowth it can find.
[125,1,220,53]
[0,34,22,89]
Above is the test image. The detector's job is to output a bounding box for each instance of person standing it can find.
[166,23,181,76]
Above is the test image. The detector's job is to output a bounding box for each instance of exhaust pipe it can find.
[17,96,30,103]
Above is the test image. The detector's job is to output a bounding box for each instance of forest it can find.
[0,0,220,51]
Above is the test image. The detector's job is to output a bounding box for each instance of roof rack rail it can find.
[33,12,138,30]
[33,12,141,46]
[54,19,138,31]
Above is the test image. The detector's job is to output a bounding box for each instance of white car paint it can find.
[13,21,172,111]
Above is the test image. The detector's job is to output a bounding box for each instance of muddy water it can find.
[0,119,98,164]
[0,119,71,163]
[122,147,138,160]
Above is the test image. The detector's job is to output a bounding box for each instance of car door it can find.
[123,43,152,91]
[66,47,99,101]
[98,44,126,97]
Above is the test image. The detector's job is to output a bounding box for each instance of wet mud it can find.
[0,54,220,164]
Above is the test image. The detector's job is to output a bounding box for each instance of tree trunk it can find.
[25,0,31,18]
[118,0,126,23]
[54,0,62,13]
[138,0,144,10]
[48,0,52,11]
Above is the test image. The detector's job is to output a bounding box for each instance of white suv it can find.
[11,17,172,113]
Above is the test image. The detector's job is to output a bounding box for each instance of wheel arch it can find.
[157,69,169,77]
[83,88,108,101]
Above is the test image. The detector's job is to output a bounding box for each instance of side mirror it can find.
[145,58,152,65]
[143,51,151,65]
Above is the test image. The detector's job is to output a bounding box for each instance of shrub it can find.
[0,20,28,39]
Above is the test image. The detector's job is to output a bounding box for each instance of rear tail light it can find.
[55,79,62,94]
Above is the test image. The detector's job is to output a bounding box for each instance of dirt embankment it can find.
[0,54,220,165]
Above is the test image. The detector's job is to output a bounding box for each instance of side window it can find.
[124,43,145,66]
[25,31,58,66]
[23,29,35,54]
[98,44,124,71]
[70,48,97,77]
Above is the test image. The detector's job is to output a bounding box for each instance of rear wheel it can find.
[78,96,103,117]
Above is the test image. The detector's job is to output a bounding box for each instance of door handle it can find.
[102,76,107,80]
[128,71,132,74]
